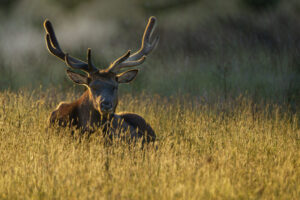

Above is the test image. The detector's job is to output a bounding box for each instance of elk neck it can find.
[76,90,113,128]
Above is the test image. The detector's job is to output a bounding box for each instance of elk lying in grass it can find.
[44,17,159,143]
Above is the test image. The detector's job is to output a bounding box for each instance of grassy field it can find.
[0,90,299,199]
[0,1,299,199]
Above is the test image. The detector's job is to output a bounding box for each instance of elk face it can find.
[66,69,138,115]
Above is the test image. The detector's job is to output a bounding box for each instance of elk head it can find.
[44,17,159,116]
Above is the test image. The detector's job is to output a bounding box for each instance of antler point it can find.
[149,16,156,21]
[44,20,52,30]
[64,53,69,61]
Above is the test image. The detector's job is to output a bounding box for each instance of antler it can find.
[44,20,98,73]
[107,16,159,73]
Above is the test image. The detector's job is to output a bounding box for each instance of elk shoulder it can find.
[49,102,77,127]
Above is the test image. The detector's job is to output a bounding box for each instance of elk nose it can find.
[100,101,112,111]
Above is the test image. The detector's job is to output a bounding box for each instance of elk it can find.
[44,17,159,143]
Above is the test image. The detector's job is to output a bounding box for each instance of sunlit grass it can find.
[0,90,299,199]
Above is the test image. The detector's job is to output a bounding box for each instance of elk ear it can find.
[66,70,89,85]
[116,69,139,83]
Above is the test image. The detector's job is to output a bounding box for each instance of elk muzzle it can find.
[100,100,113,113]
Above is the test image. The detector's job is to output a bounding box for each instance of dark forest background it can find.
[0,0,299,110]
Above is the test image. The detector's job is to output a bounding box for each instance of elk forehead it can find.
[89,78,118,89]
[90,71,117,83]
[89,74,117,90]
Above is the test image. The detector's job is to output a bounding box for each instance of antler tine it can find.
[126,16,159,62]
[65,54,88,71]
[106,50,131,73]
[87,48,98,72]
[44,19,97,73]
[106,17,158,73]
[44,23,65,61]
[116,56,146,69]
[65,48,98,73]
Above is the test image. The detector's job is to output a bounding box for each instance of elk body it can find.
[44,17,159,143]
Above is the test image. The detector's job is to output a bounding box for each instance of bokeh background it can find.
[0,0,299,109]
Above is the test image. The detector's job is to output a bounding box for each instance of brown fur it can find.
[49,90,156,143]
[118,112,156,142]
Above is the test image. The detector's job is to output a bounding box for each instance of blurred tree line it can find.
[242,0,280,10]
[0,0,282,12]
[0,0,299,110]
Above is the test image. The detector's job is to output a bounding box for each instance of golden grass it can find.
[0,90,299,200]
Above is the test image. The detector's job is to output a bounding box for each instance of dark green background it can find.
[0,0,299,109]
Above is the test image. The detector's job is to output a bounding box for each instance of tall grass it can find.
[0,90,299,199]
